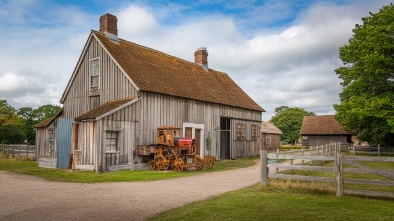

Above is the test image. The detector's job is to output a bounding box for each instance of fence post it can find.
[276,149,279,173]
[260,150,267,186]
[309,146,312,166]
[301,147,304,166]
[353,144,355,156]
[378,144,380,157]
[335,148,343,197]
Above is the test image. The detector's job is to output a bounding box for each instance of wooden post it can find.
[378,144,380,157]
[26,146,29,158]
[335,148,343,197]
[316,146,319,156]
[276,149,279,173]
[301,147,304,166]
[309,146,312,166]
[260,150,267,186]
[353,144,355,156]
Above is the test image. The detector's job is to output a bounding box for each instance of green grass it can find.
[149,182,394,221]
[358,161,394,170]
[0,157,257,183]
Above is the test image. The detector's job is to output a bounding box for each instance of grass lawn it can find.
[149,182,394,221]
[0,157,257,183]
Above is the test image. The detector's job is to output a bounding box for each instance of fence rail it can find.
[1,144,36,159]
[260,143,394,198]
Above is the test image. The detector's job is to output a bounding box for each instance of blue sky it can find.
[0,0,393,121]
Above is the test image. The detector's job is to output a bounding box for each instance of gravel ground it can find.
[0,164,260,221]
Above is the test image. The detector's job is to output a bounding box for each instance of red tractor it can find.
[137,126,214,171]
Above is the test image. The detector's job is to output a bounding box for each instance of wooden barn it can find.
[35,13,264,172]
[299,115,352,147]
[261,122,283,150]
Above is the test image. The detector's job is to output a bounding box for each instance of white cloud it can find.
[0,73,30,92]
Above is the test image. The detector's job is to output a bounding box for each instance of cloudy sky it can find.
[0,0,392,121]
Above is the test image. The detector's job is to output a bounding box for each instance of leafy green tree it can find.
[32,104,61,122]
[17,104,62,145]
[270,106,315,145]
[334,3,394,146]
[17,107,36,144]
[0,100,25,144]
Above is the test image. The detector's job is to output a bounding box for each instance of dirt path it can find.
[0,164,260,221]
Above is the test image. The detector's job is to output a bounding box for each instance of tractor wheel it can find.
[156,156,170,171]
[174,156,184,172]
[148,159,156,170]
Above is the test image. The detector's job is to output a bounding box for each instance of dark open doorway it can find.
[220,118,230,159]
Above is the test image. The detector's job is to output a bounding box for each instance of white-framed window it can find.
[303,136,308,140]
[236,123,245,141]
[266,134,271,144]
[251,124,258,141]
[105,131,118,152]
[90,59,99,87]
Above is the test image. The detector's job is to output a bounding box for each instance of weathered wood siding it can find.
[35,119,59,158]
[302,135,348,147]
[76,121,97,166]
[62,36,138,119]
[138,92,262,159]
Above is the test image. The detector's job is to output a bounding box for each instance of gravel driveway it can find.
[0,164,260,221]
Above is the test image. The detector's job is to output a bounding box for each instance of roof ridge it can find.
[92,30,229,75]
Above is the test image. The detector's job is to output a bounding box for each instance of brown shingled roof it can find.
[33,109,63,128]
[75,97,136,121]
[299,115,351,135]
[262,122,283,135]
[92,31,264,112]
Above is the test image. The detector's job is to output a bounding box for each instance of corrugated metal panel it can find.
[57,118,73,169]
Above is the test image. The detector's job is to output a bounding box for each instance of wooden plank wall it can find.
[35,119,59,158]
[139,92,262,159]
[77,121,97,165]
[63,37,138,119]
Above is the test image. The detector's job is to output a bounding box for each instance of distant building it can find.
[299,115,352,146]
[261,122,283,149]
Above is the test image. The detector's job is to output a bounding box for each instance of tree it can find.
[32,104,61,122]
[334,3,394,146]
[17,107,36,144]
[0,100,25,144]
[17,104,62,145]
[270,106,315,145]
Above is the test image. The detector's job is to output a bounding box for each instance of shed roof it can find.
[74,97,136,121]
[33,109,63,128]
[299,115,351,135]
[261,122,283,135]
[91,31,264,112]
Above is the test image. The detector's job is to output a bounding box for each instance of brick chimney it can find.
[194,47,208,70]
[99,13,118,41]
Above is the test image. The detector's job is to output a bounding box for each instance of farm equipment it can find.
[137,126,214,171]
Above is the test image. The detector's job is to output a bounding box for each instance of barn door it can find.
[57,118,73,169]
[195,129,201,154]
[220,118,231,159]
